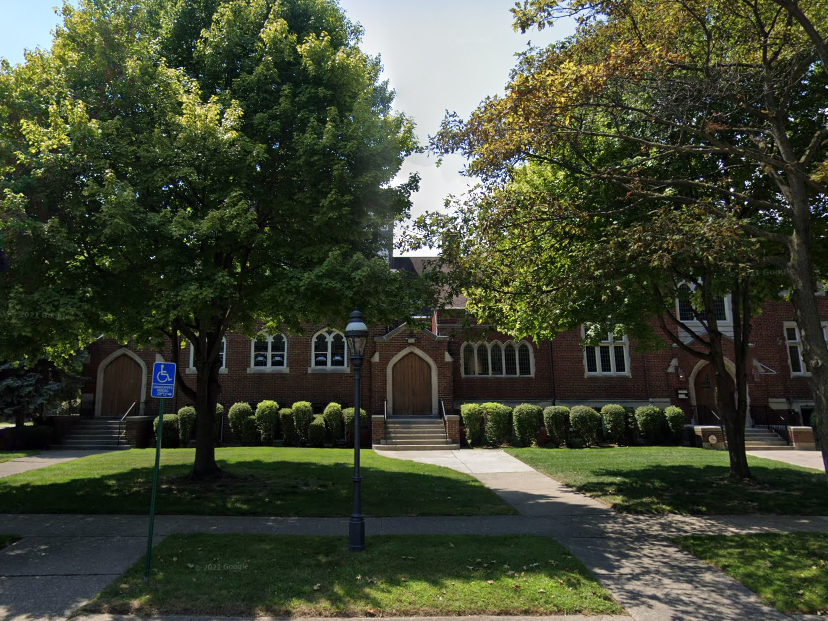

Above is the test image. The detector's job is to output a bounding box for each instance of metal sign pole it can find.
[144,398,164,584]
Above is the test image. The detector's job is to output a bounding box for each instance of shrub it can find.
[292,401,313,444]
[279,408,295,446]
[543,406,570,446]
[153,414,179,448]
[213,403,225,443]
[177,406,197,446]
[323,402,344,443]
[513,404,543,447]
[664,406,686,443]
[255,400,280,445]
[240,416,260,446]
[624,406,637,444]
[570,406,601,446]
[460,404,485,447]
[343,407,367,445]
[600,404,627,445]
[635,405,666,444]
[228,402,254,442]
[482,402,512,446]
[309,414,326,447]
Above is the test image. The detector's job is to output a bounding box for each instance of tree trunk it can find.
[787,210,828,477]
[15,408,24,429]
[190,357,222,479]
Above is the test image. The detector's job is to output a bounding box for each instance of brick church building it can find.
[81,257,827,437]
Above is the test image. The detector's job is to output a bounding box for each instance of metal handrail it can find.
[384,400,387,421]
[117,401,137,446]
[440,400,448,437]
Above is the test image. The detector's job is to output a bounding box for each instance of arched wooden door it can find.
[100,355,142,417]
[693,364,735,422]
[392,353,433,416]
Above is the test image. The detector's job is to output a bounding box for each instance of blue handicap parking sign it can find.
[151,362,177,399]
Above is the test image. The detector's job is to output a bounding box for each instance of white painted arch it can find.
[386,346,439,416]
[687,358,750,413]
[95,348,147,417]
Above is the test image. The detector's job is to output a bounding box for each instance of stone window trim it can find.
[311,328,350,371]
[784,321,828,377]
[582,327,631,378]
[248,332,288,373]
[460,340,535,378]
[186,337,228,375]
[676,283,730,325]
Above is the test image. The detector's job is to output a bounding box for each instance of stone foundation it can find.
[371,415,385,446]
[788,426,816,451]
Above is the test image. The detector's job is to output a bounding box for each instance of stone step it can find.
[375,444,461,451]
[52,444,131,451]
[61,438,123,446]
[744,444,791,450]
[383,438,453,446]
[386,430,447,437]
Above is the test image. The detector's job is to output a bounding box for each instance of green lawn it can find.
[676,533,828,614]
[506,447,828,514]
[0,534,20,550]
[0,451,38,463]
[0,447,515,516]
[84,534,622,617]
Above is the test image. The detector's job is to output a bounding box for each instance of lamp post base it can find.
[349,516,365,552]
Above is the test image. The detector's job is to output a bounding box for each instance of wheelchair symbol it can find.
[156,366,173,383]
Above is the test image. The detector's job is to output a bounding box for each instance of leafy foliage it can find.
[153,414,179,449]
[600,405,627,445]
[279,408,295,446]
[513,404,543,447]
[240,417,260,447]
[322,403,343,444]
[308,415,326,448]
[460,403,484,447]
[635,406,666,444]
[570,406,601,446]
[664,406,686,443]
[255,401,280,446]
[543,406,570,447]
[0,359,83,425]
[342,407,366,446]
[292,402,313,445]
[177,407,197,446]
[228,403,254,442]
[482,402,512,447]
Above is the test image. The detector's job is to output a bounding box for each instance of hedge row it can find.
[459,402,688,448]
[152,402,225,448]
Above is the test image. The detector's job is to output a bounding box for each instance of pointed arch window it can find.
[313,329,348,369]
[461,340,534,378]
[187,337,227,373]
[251,333,287,370]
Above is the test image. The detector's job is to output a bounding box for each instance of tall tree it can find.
[0,0,424,477]
[424,0,828,475]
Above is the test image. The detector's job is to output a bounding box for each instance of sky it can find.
[0,0,574,255]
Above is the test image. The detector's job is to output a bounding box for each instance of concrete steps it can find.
[53,419,131,450]
[380,418,459,451]
[744,427,790,450]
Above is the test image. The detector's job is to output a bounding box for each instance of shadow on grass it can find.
[571,463,828,514]
[83,534,622,617]
[0,450,514,517]
[676,533,828,613]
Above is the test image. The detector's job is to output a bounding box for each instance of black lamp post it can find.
[345,309,369,551]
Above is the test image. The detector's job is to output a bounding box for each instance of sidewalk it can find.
[747,449,826,471]
[0,450,112,479]
[3,449,828,621]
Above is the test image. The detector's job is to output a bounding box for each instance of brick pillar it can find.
[372,416,385,446]
[788,426,816,450]
[445,414,460,445]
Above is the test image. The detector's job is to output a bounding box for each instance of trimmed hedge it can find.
[664,406,686,443]
[279,408,295,446]
[153,414,179,448]
[255,400,280,445]
[635,405,665,444]
[460,403,485,447]
[600,404,627,445]
[513,403,543,447]
[292,401,313,444]
[323,402,344,444]
[240,416,260,446]
[482,402,512,446]
[570,406,601,446]
[343,407,366,445]
[177,406,197,446]
[309,414,326,447]
[543,406,570,446]
[228,402,254,442]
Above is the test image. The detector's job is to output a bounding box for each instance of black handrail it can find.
[750,406,797,445]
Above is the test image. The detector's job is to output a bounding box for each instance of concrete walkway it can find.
[747,449,826,471]
[2,448,828,621]
[0,450,112,479]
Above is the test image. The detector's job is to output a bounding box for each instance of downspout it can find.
[548,340,557,405]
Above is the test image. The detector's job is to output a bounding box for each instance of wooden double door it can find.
[392,353,433,416]
[100,355,142,417]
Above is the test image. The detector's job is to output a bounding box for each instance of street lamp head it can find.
[345,309,369,361]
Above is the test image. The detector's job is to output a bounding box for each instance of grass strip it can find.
[85,534,623,617]
[0,451,38,464]
[675,533,828,614]
[0,447,515,516]
[0,534,20,550]
[507,446,828,514]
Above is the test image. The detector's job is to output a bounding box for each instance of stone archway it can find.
[95,349,147,417]
[688,358,750,423]
[386,346,439,416]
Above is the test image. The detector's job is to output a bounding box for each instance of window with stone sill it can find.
[251,333,287,369]
[583,329,630,377]
[313,329,348,369]
[784,321,828,376]
[188,337,227,371]
[461,341,533,377]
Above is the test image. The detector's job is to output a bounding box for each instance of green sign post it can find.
[144,362,176,584]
